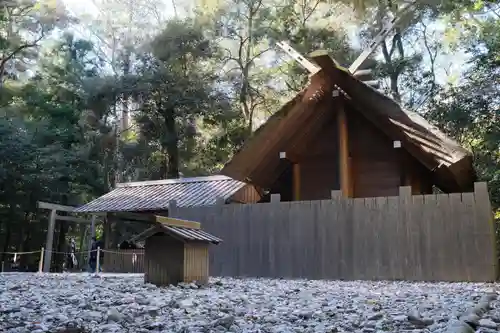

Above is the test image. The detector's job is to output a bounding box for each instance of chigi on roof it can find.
[74,175,261,213]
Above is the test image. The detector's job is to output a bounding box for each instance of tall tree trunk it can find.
[164,108,179,179]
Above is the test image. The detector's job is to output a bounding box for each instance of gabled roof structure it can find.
[220,53,475,193]
[130,223,222,244]
[74,175,249,213]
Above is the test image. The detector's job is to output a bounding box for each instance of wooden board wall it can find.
[172,183,497,282]
[347,106,434,197]
[266,103,435,201]
[297,112,340,200]
[103,249,144,273]
[183,243,210,284]
[231,185,262,203]
[144,234,184,286]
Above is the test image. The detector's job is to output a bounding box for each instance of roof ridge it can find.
[116,175,239,188]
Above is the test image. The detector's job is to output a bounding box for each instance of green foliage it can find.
[426,11,500,209]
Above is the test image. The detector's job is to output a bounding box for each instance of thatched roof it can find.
[220,53,475,193]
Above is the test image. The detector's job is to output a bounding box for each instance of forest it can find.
[0,0,499,268]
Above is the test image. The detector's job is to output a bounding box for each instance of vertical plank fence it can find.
[169,182,497,282]
[103,249,144,273]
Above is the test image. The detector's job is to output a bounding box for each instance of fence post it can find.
[270,194,281,203]
[96,247,101,274]
[399,186,412,198]
[331,190,342,199]
[38,247,44,273]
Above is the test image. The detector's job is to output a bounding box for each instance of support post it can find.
[88,215,96,262]
[38,247,44,273]
[103,215,111,250]
[270,194,281,203]
[43,209,57,273]
[96,247,101,274]
[293,163,301,201]
[338,104,351,197]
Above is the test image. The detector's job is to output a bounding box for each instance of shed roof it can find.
[74,175,246,213]
[130,224,222,244]
[220,53,475,193]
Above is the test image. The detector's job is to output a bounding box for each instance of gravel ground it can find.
[0,273,499,333]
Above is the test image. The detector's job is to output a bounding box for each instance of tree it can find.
[132,19,235,179]
[426,7,500,209]
[0,0,69,86]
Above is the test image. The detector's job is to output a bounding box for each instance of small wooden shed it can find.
[131,216,222,286]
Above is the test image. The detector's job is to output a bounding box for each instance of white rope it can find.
[46,249,97,255]
[100,249,144,255]
[0,250,41,255]
[0,249,99,255]
[0,249,144,256]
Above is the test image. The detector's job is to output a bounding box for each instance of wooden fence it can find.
[103,249,144,273]
[169,183,497,282]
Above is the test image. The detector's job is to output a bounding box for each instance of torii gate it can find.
[37,201,102,272]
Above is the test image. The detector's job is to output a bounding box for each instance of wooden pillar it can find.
[87,215,96,260]
[338,104,351,197]
[43,209,57,272]
[394,140,409,186]
[293,163,301,201]
[104,214,112,249]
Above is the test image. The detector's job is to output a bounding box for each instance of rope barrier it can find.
[0,249,98,255]
[0,250,42,255]
[0,248,144,274]
[0,248,101,274]
[100,249,144,255]
[45,249,98,255]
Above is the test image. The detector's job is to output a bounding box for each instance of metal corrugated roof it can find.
[166,226,222,243]
[129,224,222,244]
[74,175,246,213]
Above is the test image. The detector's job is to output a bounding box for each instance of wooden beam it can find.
[55,214,94,223]
[293,163,301,201]
[114,212,201,229]
[37,201,106,216]
[338,103,351,197]
[158,217,201,230]
[363,80,380,88]
[353,69,372,77]
[38,201,75,212]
